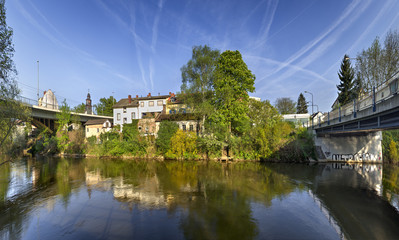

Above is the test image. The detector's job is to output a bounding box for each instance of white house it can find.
[113,93,172,127]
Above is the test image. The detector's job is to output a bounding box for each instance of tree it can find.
[351,72,363,100]
[72,103,85,113]
[94,96,115,116]
[156,121,179,155]
[0,0,29,150]
[274,97,296,114]
[56,100,72,153]
[180,45,220,133]
[211,50,255,137]
[296,93,308,114]
[383,30,399,80]
[337,54,355,106]
[355,31,399,92]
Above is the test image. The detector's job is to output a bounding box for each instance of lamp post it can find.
[37,60,39,102]
[304,91,314,128]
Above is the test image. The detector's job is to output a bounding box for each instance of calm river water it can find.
[1,157,399,240]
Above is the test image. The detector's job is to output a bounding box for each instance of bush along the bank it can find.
[383,130,399,164]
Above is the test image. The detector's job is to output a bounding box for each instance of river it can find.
[0,157,399,239]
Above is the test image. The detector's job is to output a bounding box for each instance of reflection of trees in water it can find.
[382,164,399,209]
[0,158,301,240]
[0,157,86,239]
[0,162,10,203]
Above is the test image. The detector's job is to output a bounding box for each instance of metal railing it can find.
[312,70,399,128]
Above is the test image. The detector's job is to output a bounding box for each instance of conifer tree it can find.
[337,54,355,106]
[296,93,308,114]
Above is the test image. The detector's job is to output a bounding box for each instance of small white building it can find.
[85,119,113,139]
[282,113,311,127]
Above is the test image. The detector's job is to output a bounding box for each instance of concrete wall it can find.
[315,131,383,162]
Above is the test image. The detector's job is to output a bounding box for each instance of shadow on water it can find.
[0,157,399,239]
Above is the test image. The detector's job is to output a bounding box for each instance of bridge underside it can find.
[31,117,56,134]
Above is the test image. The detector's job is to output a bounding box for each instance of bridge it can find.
[18,96,112,133]
[310,70,399,162]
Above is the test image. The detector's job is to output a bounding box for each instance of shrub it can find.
[389,140,399,164]
[156,121,179,155]
[166,129,198,160]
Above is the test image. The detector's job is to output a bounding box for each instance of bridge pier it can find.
[314,131,383,163]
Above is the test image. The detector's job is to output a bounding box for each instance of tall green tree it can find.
[94,96,115,116]
[211,50,255,137]
[180,45,220,133]
[56,100,72,153]
[155,121,179,155]
[274,97,296,114]
[296,93,308,114]
[0,0,29,150]
[337,54,355,106]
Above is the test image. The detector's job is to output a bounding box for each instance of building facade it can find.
[85,119,113,139]
[113,93,172,127]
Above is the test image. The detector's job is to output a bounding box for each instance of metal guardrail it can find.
[309,71,399,128]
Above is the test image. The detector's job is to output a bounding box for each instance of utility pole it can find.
[37,60,39,101]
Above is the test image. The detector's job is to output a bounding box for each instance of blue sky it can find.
[6,0,399,112]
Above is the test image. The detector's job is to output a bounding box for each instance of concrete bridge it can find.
[312,71,399,162]
[18,96,112,133]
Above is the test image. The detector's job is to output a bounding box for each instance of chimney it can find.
[128,95,131,103]
[147,93,151,97]
[136,95,139,98]
[43,90,46,95]
[169,92,171,95]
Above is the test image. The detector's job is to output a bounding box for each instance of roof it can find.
[85,119,113,125]
[155,113,199,122]
[113,94,171,108]
[113,99,139,108]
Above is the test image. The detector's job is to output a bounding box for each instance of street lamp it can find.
[304,91,314,128]
[304,91,313,115]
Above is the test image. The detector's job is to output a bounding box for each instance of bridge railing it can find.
[16,96,60,110]
[314,70,399,127]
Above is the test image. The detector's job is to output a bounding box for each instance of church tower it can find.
[85,92,92,114]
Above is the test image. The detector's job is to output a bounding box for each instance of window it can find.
[87,128,89,132]
[140,102,144,107]
[138,126,142,131]
[390,79,398,94]
[149,101,154,107]
[189,125,193,131]
[157,100,163,106]
[97,128,99,133]
[123,107,127,113]
[131,112,136,119]
[123,118,127,123]
[117,113,121,121]
[182,124,186,131]
[145,126,149,132]
[381,92,384,98]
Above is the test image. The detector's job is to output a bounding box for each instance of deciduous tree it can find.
[95,96,116,116]
[0,0,29,150]
[180,45,220,133]
[211,50,255,138]
[72,103,85,113]
[274,97,296,114]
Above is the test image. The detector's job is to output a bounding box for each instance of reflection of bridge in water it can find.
[269,162,399,239]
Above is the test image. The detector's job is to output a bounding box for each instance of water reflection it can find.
[0,157,398,239]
